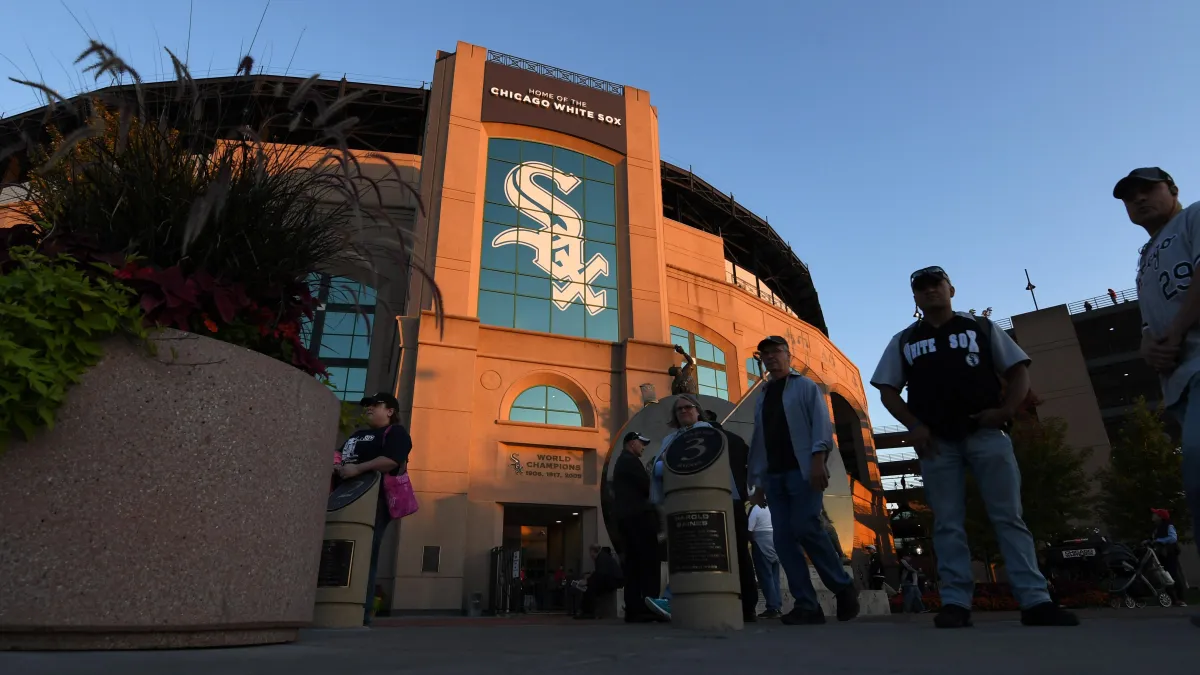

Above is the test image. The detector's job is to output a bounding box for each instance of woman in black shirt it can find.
[334,391,413,626]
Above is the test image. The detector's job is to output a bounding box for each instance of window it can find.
[478,139,619,342]
[509,386,583,426]
[301,274,377,402]
[746,357,764,389]
[669,326,730,400]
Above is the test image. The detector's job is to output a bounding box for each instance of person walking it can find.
[1150,509,1187,607]
[870,267,1078,628]
[610,431,662,623]
[748,499,783,618]
[1115,167,1200,628]
[747,336,860,625]
[899,554,925,614]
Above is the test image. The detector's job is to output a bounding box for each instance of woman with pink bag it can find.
[333,391,415,626]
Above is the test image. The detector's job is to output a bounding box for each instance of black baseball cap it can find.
[360,392,399,410]
[623,431,650,444]
[1113,167,1175,200]
[910,266,949,289]
[757,335,789,352]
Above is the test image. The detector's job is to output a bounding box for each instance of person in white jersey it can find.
[748,498,783,619]
[1116,167,1200,629]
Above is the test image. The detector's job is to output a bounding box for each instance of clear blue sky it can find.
[4,1,1198,428]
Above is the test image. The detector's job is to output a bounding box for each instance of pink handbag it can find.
[381,426,419,519]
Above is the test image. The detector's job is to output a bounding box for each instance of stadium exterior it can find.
[1,41,891,614]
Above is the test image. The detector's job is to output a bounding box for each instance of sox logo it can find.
[490,161,609,315]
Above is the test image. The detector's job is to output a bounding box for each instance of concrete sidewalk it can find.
[2,610,1195,675]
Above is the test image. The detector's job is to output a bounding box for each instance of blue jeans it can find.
[765,469,853,612]
[751,535,782,611]
[1168,373,1200,561]
[920,428,1049,610]
[902,584,925,613]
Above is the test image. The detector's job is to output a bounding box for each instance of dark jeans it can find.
[1162,550,1186,602]
[617,512,660,618]
[363,500,393,625]
[581,576,620,615]
[733,500,759,618]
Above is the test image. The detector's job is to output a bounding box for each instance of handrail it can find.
[486,51,625,96]
[991,287,1138,332]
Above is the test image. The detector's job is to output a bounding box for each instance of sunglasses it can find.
[910,266,946,283]
[674,404,697,413]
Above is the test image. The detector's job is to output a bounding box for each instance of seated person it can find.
[576,545,624,619]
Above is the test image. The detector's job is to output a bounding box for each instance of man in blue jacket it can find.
[747,336,859,625]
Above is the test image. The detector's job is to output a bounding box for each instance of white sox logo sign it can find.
[490,161,610,315]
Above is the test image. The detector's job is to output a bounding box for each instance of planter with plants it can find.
[0,43,438,650]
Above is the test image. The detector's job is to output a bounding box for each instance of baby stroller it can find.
[1103,541,1175,609]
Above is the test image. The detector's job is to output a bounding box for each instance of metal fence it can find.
[486,51,625,96]
[991,286,1138,332]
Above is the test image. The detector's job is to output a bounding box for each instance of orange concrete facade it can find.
[388,42,886,612]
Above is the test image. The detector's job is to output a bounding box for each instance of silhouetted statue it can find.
[668,345,698,396]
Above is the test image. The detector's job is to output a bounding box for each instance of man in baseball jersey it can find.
[871,267,1078,628]
[1117,167,1200,629]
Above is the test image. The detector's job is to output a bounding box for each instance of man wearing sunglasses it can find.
[1116,167,1200,629]
[870,267,1078,629]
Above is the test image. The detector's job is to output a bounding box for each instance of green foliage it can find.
[338,399,368,436]
[962,416,1094,569]
[1096,397,1190,542]
[0,247,145,450]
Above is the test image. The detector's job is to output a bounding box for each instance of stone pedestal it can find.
[313,473,382,628]
[661,426,742,631]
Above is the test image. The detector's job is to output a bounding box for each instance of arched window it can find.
[746,357,764,389]
[669,326,729,400]
[300,274,377,402]
[510,386,583,426]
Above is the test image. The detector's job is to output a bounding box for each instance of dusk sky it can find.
[3,0,1197,427]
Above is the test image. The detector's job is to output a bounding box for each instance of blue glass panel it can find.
[551,301,587,338]
[516,274,552,299]
[489,138,521,163]
[585,306,619,342]
[322,311,355,335]
[517,228,551,277]
[584,181,616,225]
[670,333,689,350]
[326,366,349,391]
[547,411,583,427]
[712,346,726,366]
[510,407,547,424]
[699,385,719,398]
[554,147,586,177]
[553,174,586,219]
[484,203,519,226]
[514,386,547,409]
[350,336,371,359]
[715,370,728,389]
[346,368,367,393]
[481,222,518,272]
[694,338,716,363]
[671,326,689,339]
[584,221,616,244]
[521,142,554,166]
[486,159,516,205]
[585,156,614,183]
[478,291,515,327]
[697,366,717,388]
[319,335,352,358]
[546,387,579,413]
[600,286,619,310]
[515,296,550,333]
[587,242,618,289]
[480,270,515,294]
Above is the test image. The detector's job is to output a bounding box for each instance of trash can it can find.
[313,471,382,628]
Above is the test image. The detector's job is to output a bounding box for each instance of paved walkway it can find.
[2,610,1195,675]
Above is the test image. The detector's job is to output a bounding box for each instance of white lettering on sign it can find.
[488,87,622,127]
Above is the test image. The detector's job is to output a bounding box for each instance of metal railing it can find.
[877,449,918,463]
[486,51,625,96]
[991,286,1139,332]
[881,474,924,490]
[728,276,799,318]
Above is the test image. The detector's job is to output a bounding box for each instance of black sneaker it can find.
[835,585,860,622]
[780,607,826,625]
[1020,602,1079,627]
[933,604,973,629]
[758,609,783,619]
[743,611,758,623]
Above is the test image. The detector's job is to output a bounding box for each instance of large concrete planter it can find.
[0,329,339,650]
